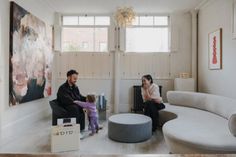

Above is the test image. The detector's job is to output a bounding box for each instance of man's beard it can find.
[69,80,76,85]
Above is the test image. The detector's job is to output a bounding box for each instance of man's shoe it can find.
[80,133,84,139]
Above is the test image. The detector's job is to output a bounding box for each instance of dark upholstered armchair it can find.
[49,99,69,125]
[49,99,85,130]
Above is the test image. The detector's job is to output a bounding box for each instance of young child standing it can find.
[74,95,99,136]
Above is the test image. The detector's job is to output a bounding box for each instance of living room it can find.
[0,0,236,156]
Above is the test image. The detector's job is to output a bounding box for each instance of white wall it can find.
[0,0,9,137]
[56,12,192,112]
[170,13,192,77]
[0,0,54,142]
[198,0,236,99]
[12,0,54,23]
[0,0,10,140]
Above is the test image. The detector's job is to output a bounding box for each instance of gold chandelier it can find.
[115,7,136,27]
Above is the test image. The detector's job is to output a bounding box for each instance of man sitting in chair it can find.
[57,69,86,131]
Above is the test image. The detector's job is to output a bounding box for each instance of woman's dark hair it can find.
[67,69,78,77]
[142,74,153,87]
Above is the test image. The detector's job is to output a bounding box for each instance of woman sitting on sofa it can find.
[141,74,165,132]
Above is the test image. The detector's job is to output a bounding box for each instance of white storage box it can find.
[51,124,80,153]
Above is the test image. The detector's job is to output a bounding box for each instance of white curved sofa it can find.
[159,91,236,154]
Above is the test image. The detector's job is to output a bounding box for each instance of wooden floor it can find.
[0,154,235,157]
[0,116,169,154]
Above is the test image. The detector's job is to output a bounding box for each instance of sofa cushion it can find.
[160,104,236,153]
[167,91,236,120]
[229,113,236,136]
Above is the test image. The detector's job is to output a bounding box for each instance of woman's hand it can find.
[144,94,150,100]
[142,85,147,90]
[144,89,152,100]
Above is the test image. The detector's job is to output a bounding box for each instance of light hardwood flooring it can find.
[0,116,169,154]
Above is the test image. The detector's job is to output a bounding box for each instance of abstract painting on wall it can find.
[208,28,222,70]
[9,2,53,106]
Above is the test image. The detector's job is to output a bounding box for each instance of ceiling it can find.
[39,0,206,14]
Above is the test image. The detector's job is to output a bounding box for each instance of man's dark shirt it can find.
[57,81,86,107]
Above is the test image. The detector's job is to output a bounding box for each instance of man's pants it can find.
[64,105,85,130]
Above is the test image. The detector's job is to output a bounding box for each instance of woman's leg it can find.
[143,101,151,116]
[149,102,159,131]
[156,103,165,110]
[143,101,159,131]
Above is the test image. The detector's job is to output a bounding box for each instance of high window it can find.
[62,15,110,52]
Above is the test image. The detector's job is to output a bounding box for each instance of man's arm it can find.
[74,100,89,108]
[76,87,86,102]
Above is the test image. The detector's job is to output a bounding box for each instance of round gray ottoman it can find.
[108,113,152,143]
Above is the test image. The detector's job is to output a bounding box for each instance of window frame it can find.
[61,14,111,53]
[124,15,171,53]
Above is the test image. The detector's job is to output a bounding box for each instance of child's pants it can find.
[88,116,91,130]
[90,116,99,133]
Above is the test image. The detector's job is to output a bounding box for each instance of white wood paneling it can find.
[79,53,91,78]
[152,53,171,79]
[120,53,171,79]
[57,52,113,79]
[169,13,192,78]
[170,25,180,52]
[57,53,69,78]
